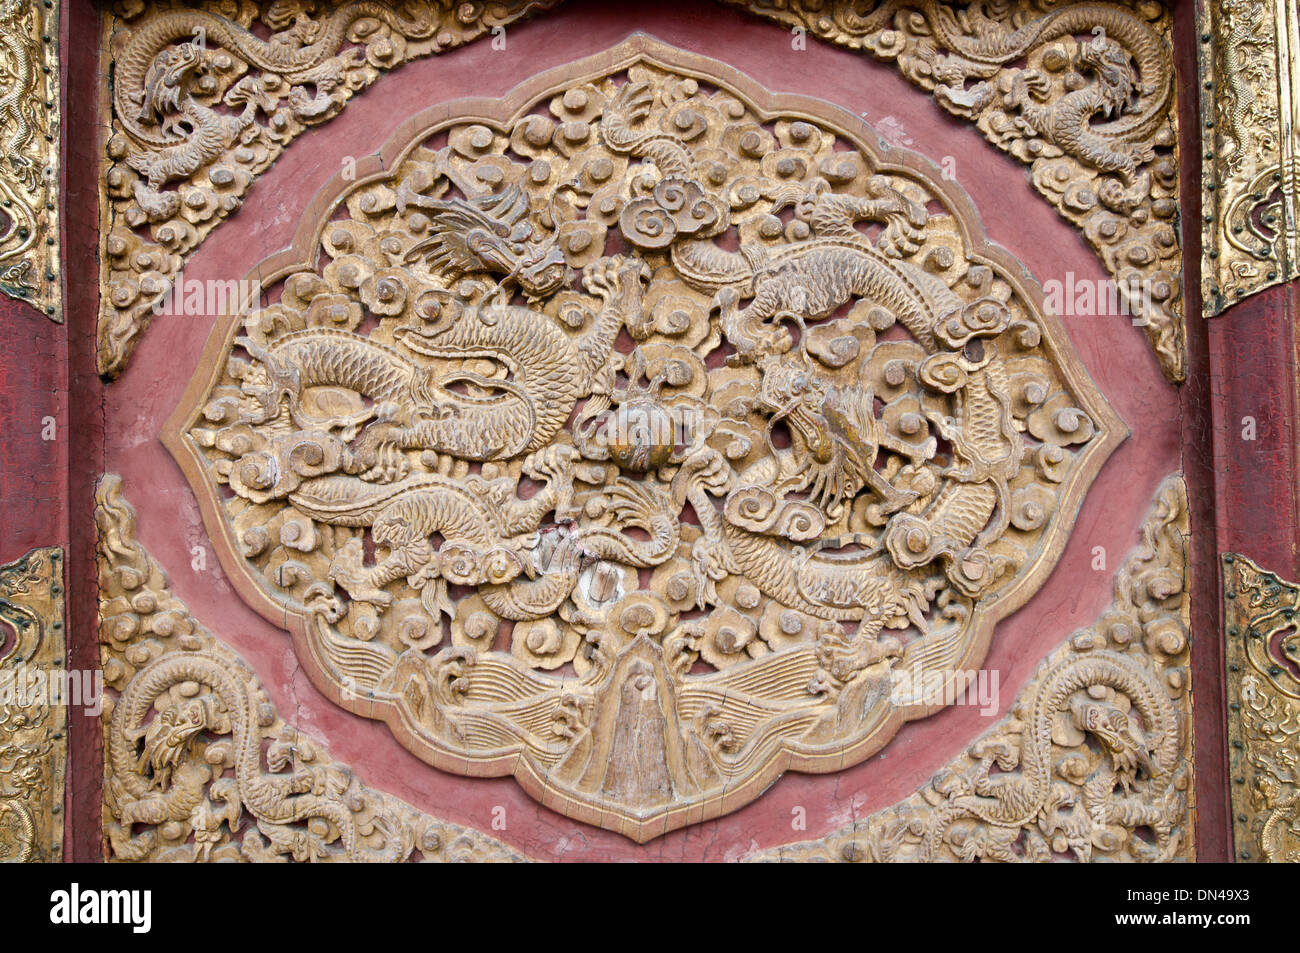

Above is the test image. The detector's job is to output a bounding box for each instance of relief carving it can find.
[99,0,560,376]
[0,547,67,863]
[97,475,527,862]
[165,38,1123,841]
[724,0,1184,381]
[1198,0,1300,314]
[748,475,1193,862]
[1222,552,1300,862]
[0,0,61,318]
[98,2,1185,383]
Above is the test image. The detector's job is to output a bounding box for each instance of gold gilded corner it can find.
[1222,552,1300,862]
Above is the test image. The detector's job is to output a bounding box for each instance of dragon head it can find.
[402,186,568,299]
[1077,32,1137,119]
[136,695,223,790]
[1070,695,1154,786]
[756,354,879,514]
[137,43,205,126]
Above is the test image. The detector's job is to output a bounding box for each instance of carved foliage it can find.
[748,475,1194,862]
[99,0,559,376]
[1223,552,1300,862]
[0,547,66,863]
[97,475,526,862]
[726,0,1184,381]
[0,0,61,317]
[167,38,1121,841]
[1198,0,1300,314]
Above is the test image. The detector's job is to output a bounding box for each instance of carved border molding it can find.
[1222,552,1300,862]
[723,0,1185,382]
[97,0,560,377]
[747,474,1194,862]
[0,547,67,863]
[1198,0,1300,315]
[97,1,1187,382]
[0,0,61,318]
[96,475,528,862]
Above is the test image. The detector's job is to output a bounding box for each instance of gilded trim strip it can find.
[0,0,61,319]
[1222,552,1300,862]
[1198,0,1300,315]
[0,547,66,863]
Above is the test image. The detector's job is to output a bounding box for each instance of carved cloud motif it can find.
[165,37,1124,841]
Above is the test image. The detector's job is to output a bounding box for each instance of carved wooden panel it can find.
[750,475,1193,862]
[163,37,1121,841]
[98,475,526,862]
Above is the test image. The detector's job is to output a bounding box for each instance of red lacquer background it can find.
[11,0,1278,861]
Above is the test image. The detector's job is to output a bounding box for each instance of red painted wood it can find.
[39,0,1275,862]
[94,0,1183,860]
[61,0,106,863]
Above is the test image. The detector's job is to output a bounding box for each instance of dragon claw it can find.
[523,444,578,482]
[582,255,646,301]
[328,539,393,608]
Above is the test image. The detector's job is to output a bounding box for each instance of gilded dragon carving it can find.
[99,0,561,376]
[748,475,1193,862]
[0,0,60,317]
[165,39,1121,841]
[97,475,527,863]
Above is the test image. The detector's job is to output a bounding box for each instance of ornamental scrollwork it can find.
[0,0,61,317]
[1198,0,1300,314]
[0,547,66,863]
[166,38,1121,841]
[97,475,528,863]
[725,0,1184,381]
[748,475,1193,862]
[99,0,560,377]
[1223,552,1300,862]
